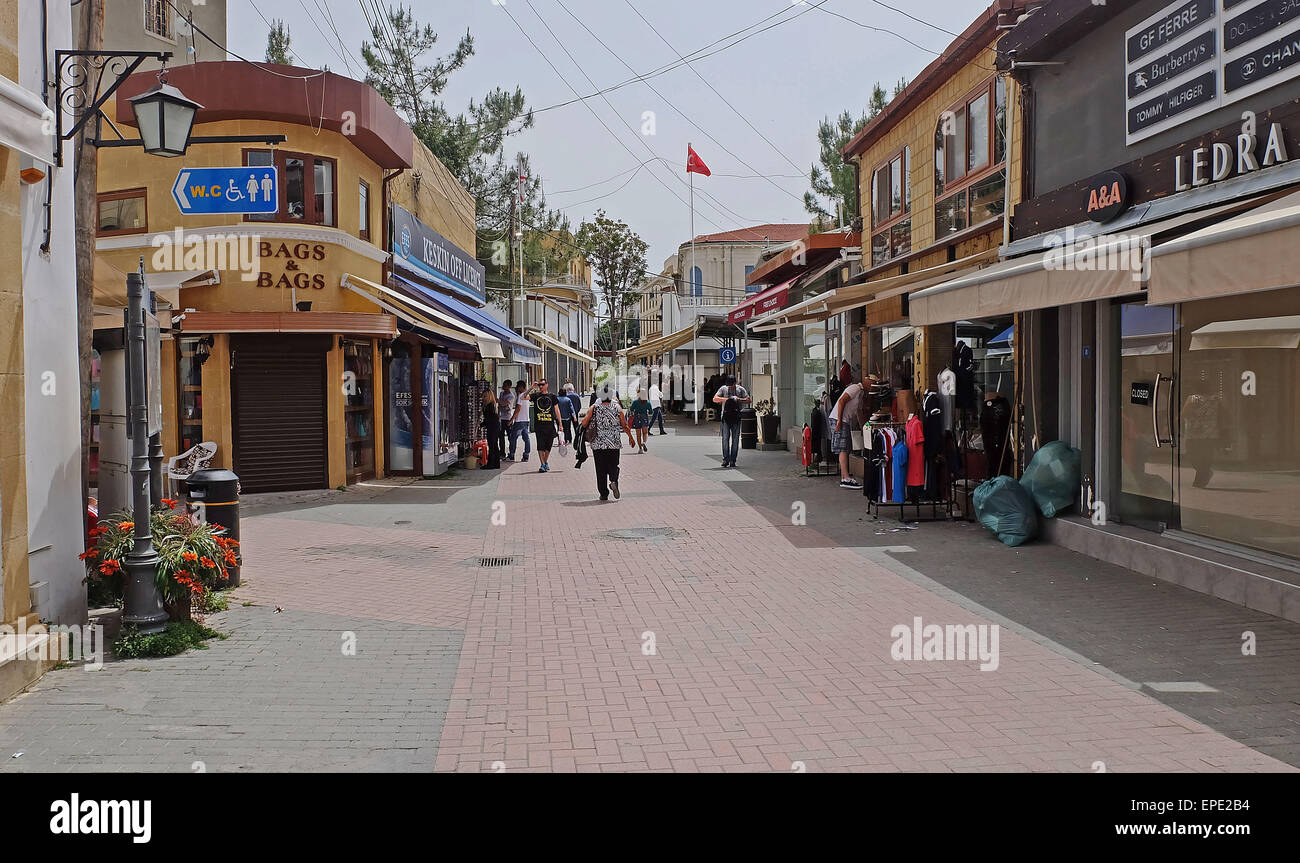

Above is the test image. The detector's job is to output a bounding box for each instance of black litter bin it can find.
[186,468,241,588]
[740,407,758,450]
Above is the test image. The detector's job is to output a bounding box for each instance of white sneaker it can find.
[840,478,862,488]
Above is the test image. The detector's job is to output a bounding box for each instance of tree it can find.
[264,20,292,65]
[575,211,648,354]
[803,80,905,226]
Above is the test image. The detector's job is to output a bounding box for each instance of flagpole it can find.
[690,144,698,426]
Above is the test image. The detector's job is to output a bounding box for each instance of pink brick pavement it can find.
[234,446,1293,773]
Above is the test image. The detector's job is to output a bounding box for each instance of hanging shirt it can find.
[892,438,909,503]
[906,414,925,488]
[937,368,956,431]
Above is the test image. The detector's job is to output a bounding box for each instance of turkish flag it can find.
[686,145,711,176]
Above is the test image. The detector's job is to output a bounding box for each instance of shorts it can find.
[830,422,853,454]
[535,425,557,452]
[631,414,649,429]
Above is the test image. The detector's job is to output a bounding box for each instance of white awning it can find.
[619,319,701,358]
[1188,315,1300,351]
[342,273,504,358]
[526,328,595,368]
[0,76,54,165]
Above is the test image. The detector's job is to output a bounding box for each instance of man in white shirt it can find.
[830,379,870,488]
[711,374,749,468]
[647,382,666,435]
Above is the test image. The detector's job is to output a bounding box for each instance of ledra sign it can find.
[1125,0,1300,145]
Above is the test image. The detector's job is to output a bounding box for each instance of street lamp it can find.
[127,78,201,158]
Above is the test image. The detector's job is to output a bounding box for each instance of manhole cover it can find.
[602,527,683,541]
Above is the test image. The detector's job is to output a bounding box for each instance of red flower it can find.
[222,550,237,566]
[98,559,121,576]
[161,498,179,509]
[89,525,109,537]
[78,549,99,560]
[199,556,217,569]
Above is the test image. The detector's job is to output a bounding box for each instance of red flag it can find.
[686,145,711,176]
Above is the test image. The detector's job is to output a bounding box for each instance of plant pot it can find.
[759,414,780,443]
[465,456,480,470]
[164,593,192,623]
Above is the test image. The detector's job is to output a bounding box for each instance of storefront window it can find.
[798,320,827,429]
[177,336,205,453]
[388,341,415,472]
[956,317,1015,400]
[871,325,914,391]
[343,339,374,482]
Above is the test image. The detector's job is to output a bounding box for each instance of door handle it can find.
[1163,374,1176,447]
[1152,373,1163,449]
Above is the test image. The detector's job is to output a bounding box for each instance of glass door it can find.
[1115,302,1179,531]
[387,340,415,472]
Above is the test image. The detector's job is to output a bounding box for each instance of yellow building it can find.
[94,61,501,491]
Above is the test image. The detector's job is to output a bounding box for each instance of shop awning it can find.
[618,319,702,358]
[1188,315,1300,351]
[342,273,504,358]
[748,288,835,332]
[728,276,796,324]
[525,329,596,369]
[387,272,542,364]
[1149,190,1300,305]
[178,310,399,337]
[0,76,53,165]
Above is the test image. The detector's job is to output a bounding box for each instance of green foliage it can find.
[575,211,649,353]
[193,589,230,614]
[113,621,225,660]
[804,80,907,225]
[264,20,292,65]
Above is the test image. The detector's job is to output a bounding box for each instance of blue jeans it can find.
[650,407,665,433]
[508,422,531,458]
[721,420,741,466]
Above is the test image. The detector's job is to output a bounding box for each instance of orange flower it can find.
[181,551,198,562]
[161,498,179,509]
[222,550,237,566]
[98,559,121,576]
[89,525,109,537]
[174,569,192,579]
[199,556,217,569]
[78,549,99,560]
[117,522,134,532]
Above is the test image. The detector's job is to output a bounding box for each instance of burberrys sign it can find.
[1172,120,1289,190]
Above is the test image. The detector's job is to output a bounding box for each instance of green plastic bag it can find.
[1019,440,1082,518]
[973,475,1039,547]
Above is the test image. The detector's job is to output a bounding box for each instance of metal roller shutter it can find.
[231,335,329,492]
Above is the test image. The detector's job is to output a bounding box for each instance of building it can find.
[625,224,806,415]
[93,60,515,490]
[2,0,86,698]
[984,0,1300,619]
[78,0,227,70]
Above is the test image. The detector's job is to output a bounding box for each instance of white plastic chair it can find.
[166,441,217,498]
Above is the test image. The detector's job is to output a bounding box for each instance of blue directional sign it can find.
[172,167,279,215]
[719,346,738,365]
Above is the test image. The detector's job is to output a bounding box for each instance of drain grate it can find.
[477,555,516,568]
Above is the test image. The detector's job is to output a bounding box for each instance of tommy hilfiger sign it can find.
[1172,120,1290,189]
[1125,0,1300,145]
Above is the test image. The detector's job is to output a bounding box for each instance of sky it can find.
[226,0,993,269]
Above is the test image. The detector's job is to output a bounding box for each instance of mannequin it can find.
[980,391,1012,478]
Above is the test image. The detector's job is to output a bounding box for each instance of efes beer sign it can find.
[1125,0,1300,145]
[1085,171,1130,223]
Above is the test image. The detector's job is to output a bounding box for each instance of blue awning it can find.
[392,256,485,307]
[389,272,542,364]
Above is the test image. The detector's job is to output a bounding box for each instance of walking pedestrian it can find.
[481,389,502,470]
[497,379,515,461]
[648,380,666,435]
[508,378,532,462]
[557,380,575,443]
[565,384,588,468]
[629,391,652,452]
[529,379,564,472]
[712,374,749,468]
[581,384,636,500]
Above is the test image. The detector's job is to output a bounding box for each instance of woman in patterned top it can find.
[580,384,635,501]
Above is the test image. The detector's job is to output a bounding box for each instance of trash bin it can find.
[186,468,241,588]
[740,407,758,449]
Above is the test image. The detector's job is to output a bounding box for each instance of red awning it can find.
[727,277,795,324]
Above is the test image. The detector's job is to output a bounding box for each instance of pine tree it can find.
[264,20,292,65]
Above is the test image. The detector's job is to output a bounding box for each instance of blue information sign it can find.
[719,346,738,365]
[172,167,279,215]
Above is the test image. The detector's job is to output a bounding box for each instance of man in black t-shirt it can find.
[529,379,565,473]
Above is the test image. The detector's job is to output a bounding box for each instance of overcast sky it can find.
[227,0,991,268]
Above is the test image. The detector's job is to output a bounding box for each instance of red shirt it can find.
[906,415,925,487]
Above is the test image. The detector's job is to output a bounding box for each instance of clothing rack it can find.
[862,418,954,522]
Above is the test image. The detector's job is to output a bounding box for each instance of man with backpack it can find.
[711,374,749,469]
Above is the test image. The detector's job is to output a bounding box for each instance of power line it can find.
[245,1,298,65]
[160,0,325,79]
[310,0,361,77]
[556,0,806,212]
[815,3,996,73]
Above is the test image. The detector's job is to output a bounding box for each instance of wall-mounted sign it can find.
[172,167,279,215]
[389,203,486,304]
[256,241,327,290]
[1126,0,1300,145]
[1130,381,1154,405]
[1085,170,1131,222]
[1173,120,1290,190]
[719,346,738,365]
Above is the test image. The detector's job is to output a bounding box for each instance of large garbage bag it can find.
[1019,440,1082,518]
[973,475,1039,547]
